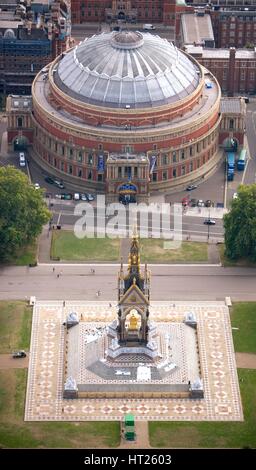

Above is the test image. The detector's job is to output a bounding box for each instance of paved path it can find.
[0,354,29,369]
[207,244,220,264]
[119,421,150,449]
[38,225,52,263]
[0,265,256,301]
[235,353,256,369]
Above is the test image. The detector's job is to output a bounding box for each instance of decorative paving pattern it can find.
[25,301,243,422]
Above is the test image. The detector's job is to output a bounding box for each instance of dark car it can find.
[186,184,197,191]
[44,176,55,185]
[204,218,216,225]
[12,350,26,358]
[61,193,72,200]
[205,199,212,207]
[190,198,197,207]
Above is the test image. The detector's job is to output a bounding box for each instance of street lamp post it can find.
[207,208,210,242]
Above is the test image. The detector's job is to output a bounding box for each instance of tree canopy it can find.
[224,184,256,261]
[0,166,50,261]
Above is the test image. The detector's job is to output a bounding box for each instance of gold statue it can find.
[129,313,138,330]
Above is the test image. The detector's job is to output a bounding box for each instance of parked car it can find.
[80,193,88,201]
[182,197,189,206]
[44,176,55,185]
[73,193,80,200]
[19,152,26,167]
[34,183,40,190]
[186,184,197,191]
[61,193,72,200]
[197,199,205,207]
[86,193,95,201]
[204,218,216,225]
[12,350,26,358]
[233,192,238,199]
[205,199,212,207]
[190,198,197,207]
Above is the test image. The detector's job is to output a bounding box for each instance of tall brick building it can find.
[71,0,179,26]
[186,45,256,95]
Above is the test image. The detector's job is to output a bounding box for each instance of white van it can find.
[143,24,156,31]
[19,152,26,167]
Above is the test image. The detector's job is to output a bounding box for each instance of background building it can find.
[71,0,182,26]
[0,0,72,95]
[186,45,256,95]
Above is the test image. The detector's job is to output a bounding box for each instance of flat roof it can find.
[181,13,214,45]
[185,46,256,60]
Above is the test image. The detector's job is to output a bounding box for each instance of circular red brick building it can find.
[31,31,222,201]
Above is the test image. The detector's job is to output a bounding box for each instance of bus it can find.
[226,152,235,181]
[237,148,247,171]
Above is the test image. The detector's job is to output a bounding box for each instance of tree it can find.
[224,184,256,261]
[0,166,50,261]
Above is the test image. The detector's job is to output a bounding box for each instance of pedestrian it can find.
[109,303,112,308]
[57,274,60,278]
[63,300,65,307]
[60,270,63,276]
[53,267,55,273]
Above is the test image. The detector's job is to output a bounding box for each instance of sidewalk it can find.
[119,421,150,449]
[184,207,228,219]
[37,225,52,263]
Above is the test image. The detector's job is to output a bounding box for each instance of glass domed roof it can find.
[56,31,200,109]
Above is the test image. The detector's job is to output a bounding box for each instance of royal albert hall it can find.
[30,30,222,202]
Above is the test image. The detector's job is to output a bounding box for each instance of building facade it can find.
[210,9,256,49]
[71,0,178,25]
[186,45,256,95]
[7,31,245,201]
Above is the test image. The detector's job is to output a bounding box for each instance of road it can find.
[0,265,255,301]
[49,200,224,239]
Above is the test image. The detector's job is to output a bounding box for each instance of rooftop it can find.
[220,97,244,114]
[185,45,256,60]
[56,31,201,109]
[181,13,214,46]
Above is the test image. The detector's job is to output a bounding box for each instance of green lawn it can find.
[149,302,256,448]
[51,231,208,263]
[0,300,120,448]
[5,240,37,266]
[149,369,256,448]
[231,303,256,354]
[140,239,208,263]
[0,301,32,353]
[0,369,120,448]
[51,231,120,261]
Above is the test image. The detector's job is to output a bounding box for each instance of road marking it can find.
[57,211,62,226]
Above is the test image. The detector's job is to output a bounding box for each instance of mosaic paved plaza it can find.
[25,300,243,422]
